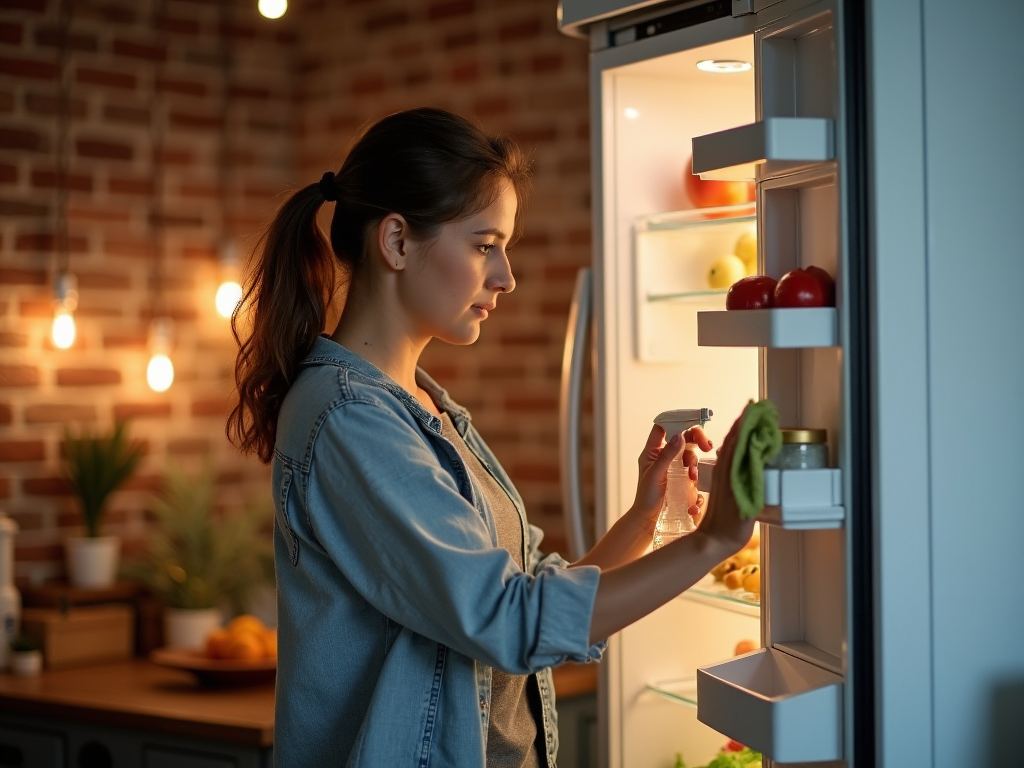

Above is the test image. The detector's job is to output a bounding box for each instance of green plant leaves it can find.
[63,420,144,538]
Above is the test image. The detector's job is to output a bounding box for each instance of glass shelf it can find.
[646,677,698,708]
[636,203,755,232]
[682,575,760,618]
[646,288,726,303]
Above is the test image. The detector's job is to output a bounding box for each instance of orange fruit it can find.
[205,628,232,659]
[224,630,266,660]
[734,639,758,656]
[227,614,265,635]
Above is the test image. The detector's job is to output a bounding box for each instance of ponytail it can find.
[227,184,334,463]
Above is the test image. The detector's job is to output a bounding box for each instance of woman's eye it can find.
[477,244,495,255]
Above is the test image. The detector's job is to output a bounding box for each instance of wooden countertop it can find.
[0,658,597,748]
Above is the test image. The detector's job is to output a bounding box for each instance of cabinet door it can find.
[0,724,66,768]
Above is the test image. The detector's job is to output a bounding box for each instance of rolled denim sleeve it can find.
[305,400,602,673]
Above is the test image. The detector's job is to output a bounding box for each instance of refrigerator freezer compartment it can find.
[697,307,837,347]
[697,459,845,529]
[696,647,843,763]
[645,677,698,708]
[691,117,834,182]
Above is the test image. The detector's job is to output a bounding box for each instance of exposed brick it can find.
[0,268,46,285]
[77,272,131,290]
[0,333,28,347]
[443,29,478,49]
[33,26,98,52]
[472,96,512,117]
[23,92,88,118]
[103,104,150,125]
[0,367,40,387]
[112,38,167,62]
[507,462,559,483]
[498,17,543,42]
[365,9,410,32]
[168,110,223,131]
[102,331,147,348]
[351,74,385,96]
[0,23,24,46]
[89,4,136,25]
[113,402,173,420]
[0,477,9,498]
[76,138,134,161]
[76,67,136,90]
[428,0,475,20]
[1,0,45,13]
[181,245,216,261]
[450,61,479,83]
[68,202,131,224]
[56,368,123,386]
[157,147,194,166]
[0,163,16,183]
[156,14,201,36]
[108,175,153,196]
[167,438,210,455]
[0,441,45,462]
[0,404,11,424]
[30,169,93,192]
[218,22,257,41]
[157,77,207,97]
[0,199,48,217]
[22,476,73,496]
[122,474,162,492]
[15,233,88,253]
[150,212,203,228]
[229,85,271,101]
[0,127,46,152]
[0,56,57,81]
[24,404,98,424]
[191,397,228,417]
[103,236,151,257]
[178,183,220,199]
[530,53,564,73]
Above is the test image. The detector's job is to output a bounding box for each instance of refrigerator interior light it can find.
[146,317,175,392]
[51,272,78,349]
[696,59,752,73]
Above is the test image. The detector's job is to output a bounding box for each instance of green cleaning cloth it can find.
[730,399,783,519]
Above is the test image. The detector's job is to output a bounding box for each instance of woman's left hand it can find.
[632,425,713,519]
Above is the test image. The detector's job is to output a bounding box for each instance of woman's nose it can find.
[488,253,515,294]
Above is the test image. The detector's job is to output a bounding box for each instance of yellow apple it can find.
[707,253,746,290]
[734,230,757,274]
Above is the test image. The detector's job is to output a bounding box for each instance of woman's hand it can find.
[633,424,713,520]
[693,409,756,555]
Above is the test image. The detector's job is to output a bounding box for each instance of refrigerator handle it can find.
[559,267,591,562]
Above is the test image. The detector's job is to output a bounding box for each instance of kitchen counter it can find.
[0,658,597,748]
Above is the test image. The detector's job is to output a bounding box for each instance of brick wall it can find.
[1,0,594,588]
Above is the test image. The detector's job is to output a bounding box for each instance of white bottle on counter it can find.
[0,512,21,670]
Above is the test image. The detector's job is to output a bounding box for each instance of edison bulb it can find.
[147,353,174,392]
[215,280,243,318]
[51,306,76,349]
[258,0,287,19]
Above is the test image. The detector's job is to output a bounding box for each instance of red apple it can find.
[684,158,755,209]
[726,275,777,310]
[806,265,836,306]
[774,268,826,308]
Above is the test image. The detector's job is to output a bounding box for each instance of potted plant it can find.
[123,460,274,650]
[63,420,144,589]
[8,634,42,676]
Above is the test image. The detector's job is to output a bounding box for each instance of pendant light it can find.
[214,0,242,319]
[50,0,76,349]
[147,0,173,391]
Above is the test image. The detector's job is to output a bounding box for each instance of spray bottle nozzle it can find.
[653,408,713,439]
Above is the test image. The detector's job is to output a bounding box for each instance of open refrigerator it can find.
[558,1,860,766]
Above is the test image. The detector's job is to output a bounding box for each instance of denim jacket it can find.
[271,336,605,767]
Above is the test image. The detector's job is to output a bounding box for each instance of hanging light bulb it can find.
[146,317,174,392]
[215,238,242,318]
[258,0,287,19]
[51,272,78,349]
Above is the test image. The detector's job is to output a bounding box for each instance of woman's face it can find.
[399,183,517,345]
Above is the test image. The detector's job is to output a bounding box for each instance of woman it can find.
[227,107,754,768]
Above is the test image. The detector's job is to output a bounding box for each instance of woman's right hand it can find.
[694,406,756,555]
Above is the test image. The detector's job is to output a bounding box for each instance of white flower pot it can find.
[9,649,42,676]
[163,607,223,650]
[64,535,120,589]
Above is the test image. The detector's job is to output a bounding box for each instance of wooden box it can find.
[21,605,135,669]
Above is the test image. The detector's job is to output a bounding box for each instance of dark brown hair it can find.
[227,107,532,463]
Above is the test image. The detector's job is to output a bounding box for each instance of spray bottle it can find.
[652,408,712,549]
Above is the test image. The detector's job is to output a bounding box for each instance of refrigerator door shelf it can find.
[697,460,845,529]
[691,117,834,182]
[697,307,837,347]
[645,677,698,708]
[696,647,843,763]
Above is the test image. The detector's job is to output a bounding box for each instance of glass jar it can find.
[767,428,829,470]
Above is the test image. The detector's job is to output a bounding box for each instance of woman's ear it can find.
[377,213,408,271]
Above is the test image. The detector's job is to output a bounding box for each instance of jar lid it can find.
[779,428,827,444]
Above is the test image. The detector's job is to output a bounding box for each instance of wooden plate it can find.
[150,647,276,688]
